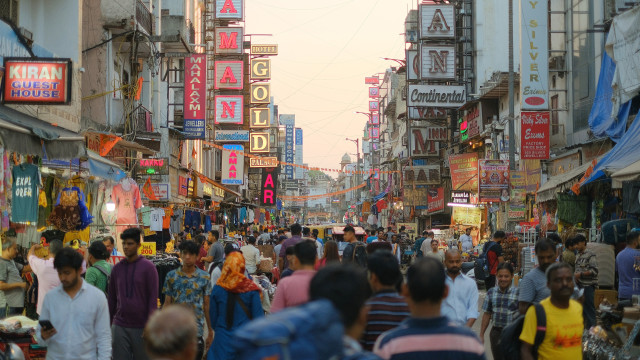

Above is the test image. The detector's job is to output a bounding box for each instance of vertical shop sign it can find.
[250,108,270,128]
[406,49,419,80]
[215,27,243,55]
[478,159,510,203]
[250,59,271,80]
[295,128,304,179]
[520,0,549,110]
[448,153,479,192]
[520,111,550,159]
[370,112,379,125]
[369,101,379,111]
[215,0,243,20]
[221,145,244,185]
[369,87,379,98]
[215,95,243,124]
[250,132,270,153]
[282,117,295,179]
[183,54,206,139]
[214,61,243,89]
[419,4,455,39]
[178,176,189,197]
[427,187,445,213]
[251,83,270,103]
[261,167,278,206]
[420,45,456,80]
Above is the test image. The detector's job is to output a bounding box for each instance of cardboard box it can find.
[595,289,618,308]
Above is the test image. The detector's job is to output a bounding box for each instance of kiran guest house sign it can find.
[3,58,72,104]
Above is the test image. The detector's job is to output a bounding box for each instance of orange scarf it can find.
[216,252,261,293]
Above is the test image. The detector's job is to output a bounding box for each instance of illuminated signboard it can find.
[250,59,271,80]
[138,158,169,175]
[215,27,243,55]
[250,156,278,168]
[3,58,72,104]
[250,108,270,128]
[365,77,379,84]
[250,83,270,103]
[139,183,171,201]
[215,0,243,20]
[369,101,379,111]
[221,144,244,185]
[214,61,243,90]
[183,54,206,139]
[250,44,278,55]
[260,167,278,206]
[520,0,549,110]
[215,95,243,124]
[369,126,380,139]
[419,4,455,39]
[214,130,249,142]
[250,132,270,153]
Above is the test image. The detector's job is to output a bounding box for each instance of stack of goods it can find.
[502,234,520,268]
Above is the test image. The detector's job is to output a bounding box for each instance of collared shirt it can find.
[28,254,60,315]
[111,248,123,257]
[361,290,410,351]
[460,234,473,253]
[518,267,550,304]
[240,244,261,274]
[162,267,212,337]
[36,280,112,360]
[0,257,24,308]
[270,269,316,313]
[441,272,479,325]
[482,285,519,328]
[575,249,599,286]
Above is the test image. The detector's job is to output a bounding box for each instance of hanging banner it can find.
[139,183,171,201]
[520,111,550,159]
[178,176,189,197]
[448,153,478,192]
[370,112,380,125]
[221,144,244,185]
[520,0,549,110]
[183,54,206,139]
[509,171,527,220]
[452,207,482,226]
[427,187,445,213]
[369,87,379,98]
[260,167,278,206]
[478,159,510,203]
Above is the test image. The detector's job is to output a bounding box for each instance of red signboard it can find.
[184,54,206,120]
[369,101,379,112]
[520,111,550,159]
[370,112,379,125]
[179,176,190,197]
[3,58,72,104]
[369,87,379,98]
[448,152,478,192]
[365,77,379,84]
[260,168,278,206]
[427,187,445,213]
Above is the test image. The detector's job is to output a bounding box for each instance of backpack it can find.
[93,264,111,296]
[474,241,496,280]
[500,303,546,360]
[232,300,344,360]
[349,242,368,268]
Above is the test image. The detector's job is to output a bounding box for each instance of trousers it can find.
[112,325,149,360]
[489,327,504,360]
[583,285,596,330]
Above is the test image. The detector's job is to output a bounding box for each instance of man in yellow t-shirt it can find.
[519,262,583,360]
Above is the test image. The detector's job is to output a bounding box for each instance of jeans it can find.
[583,285,596,329]
[489,327,504,360]
[0,306,23,319]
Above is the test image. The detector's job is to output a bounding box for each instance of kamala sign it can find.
[407,84,465,108]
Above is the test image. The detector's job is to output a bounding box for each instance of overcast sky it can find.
[246,0,416,172]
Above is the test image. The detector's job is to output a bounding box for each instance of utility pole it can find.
[508,0,516,170]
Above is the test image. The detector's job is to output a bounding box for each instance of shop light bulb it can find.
[106,202,116,212]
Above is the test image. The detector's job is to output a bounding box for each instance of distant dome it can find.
[341,153,352,164]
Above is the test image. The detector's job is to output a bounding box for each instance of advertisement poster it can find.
[452,207,482,226]
[521,111,550,159]
[3,59,71,104]
[509,171,526,220]
[448,153,479,192]
[427,187,445,213]
[478,159,510,203]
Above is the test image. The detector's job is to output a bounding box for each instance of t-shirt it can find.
[485,242,503,275]
[28,255,61,315]
[424,250,445,263]
[241,244,261,274]
[149,208,165,232]
[162,207,172,229]
[616,247,640,299]
[0,258,25,307]
[207,242,224,268]
[518,267,550,304]
[11,163,40,223]
[112,184,142,226]
[519,298,583,360]
[366,236,378,244]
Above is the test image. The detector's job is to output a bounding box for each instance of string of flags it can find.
[277,183,367,201]
[204,141,400,176]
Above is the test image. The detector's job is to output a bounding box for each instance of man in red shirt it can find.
[484,231,505,290]
[195,235,209,270]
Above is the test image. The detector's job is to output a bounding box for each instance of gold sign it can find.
[213,185,225,198]
[250,108,270,128]
[250,132,270,153]
[203,183,213,197]
[251,44,278,55]
[251,59,271,80]
[251,83,270,104]
[250,157,278,168]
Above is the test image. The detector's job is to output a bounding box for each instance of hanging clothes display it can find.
[48,187,83,232]
[112,178,143,232]
[11,163,41,223]
[170,208,183,235]
[149,208,164,232]
[162,207,172,230]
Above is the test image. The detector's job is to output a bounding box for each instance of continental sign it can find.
[250,44,278,55]
[250,157,278,168]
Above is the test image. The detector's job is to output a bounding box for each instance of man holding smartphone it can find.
[36,248,111,359]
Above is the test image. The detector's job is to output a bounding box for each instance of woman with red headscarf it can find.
[207,252,264,359]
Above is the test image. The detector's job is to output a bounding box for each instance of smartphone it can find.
[39,320,54,331]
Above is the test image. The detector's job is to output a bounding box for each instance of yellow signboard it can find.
[251,83,270,104]
[251,59,271,80]
[452,207,482,226]
[251,44,278,55]
[139,242,157,256]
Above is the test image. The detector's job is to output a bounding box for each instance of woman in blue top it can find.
[208,251,263,359]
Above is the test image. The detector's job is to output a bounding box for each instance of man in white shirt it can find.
[37,248,111,359]
[28,240,63,315]
[240,236,261,274]
[102,236,123,257]
[460,228,474,253]
[441,249,478,327]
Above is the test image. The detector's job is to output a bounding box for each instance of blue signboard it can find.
[285,124,294,179]
[183,119,205,139]
[295,128,303,146]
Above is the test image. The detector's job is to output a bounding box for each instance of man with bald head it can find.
[143,305,198,360]
[441,249,479,327]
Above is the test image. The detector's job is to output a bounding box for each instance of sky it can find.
[246,0,416,172]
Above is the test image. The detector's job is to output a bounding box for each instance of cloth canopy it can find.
[537,157,603,202]
[611,159,640,188]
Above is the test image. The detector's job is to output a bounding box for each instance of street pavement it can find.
[471,289,494,360]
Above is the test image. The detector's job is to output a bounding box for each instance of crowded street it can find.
[1,0,640,359]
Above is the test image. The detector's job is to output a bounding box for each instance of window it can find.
[551,95,559,135]
[0,0,18,25]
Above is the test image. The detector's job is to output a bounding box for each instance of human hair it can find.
[102,236,115,246]
[430,239,438,245]
[294,241,317,266]
[144,305,198,358]
[291,223,302,235]
[535,237,556,254]
[1,236,15,251]
[312,229,319,236]
[48,239,63,256]
[53,247,84,271]
[628,230,640,245]
[309,264,371,328]
[400,226,406,232]
[285,245,295,256]
[194,234,207,246]
[224,243,237,256]
[178,240,200,256]
[493,230,506,240]
[367,250,401,286]
[278,229,284,235]
[322,240,340,263]
[302,227,311,236]
[572,234,587,245]
[547,232,562,245]
[344,225,355,234]
[209,230,219,240]
[497,262,514,275]
[120,227,142,244]
[88,241,109,260]
[247,236,256,245]
[407,257,446,303]
[564,237,574,248]
[546,262,573,283]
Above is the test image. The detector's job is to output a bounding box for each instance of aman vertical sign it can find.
[183,54,206,139]
[520,0,549,110]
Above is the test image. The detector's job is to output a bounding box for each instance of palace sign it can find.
[250,157,278,168]
[3,58,72,104]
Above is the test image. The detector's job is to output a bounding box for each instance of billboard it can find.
[250,59,271,80]
[215,27,243,55]
[250,132,270,153]
[183,54,206,139]
[251,83,270,103]
[365,77,379,84]
[261,168,278,206]
[214,130,249,142]
[250,108,270,128]
[295,128,304,179]
[139,183,170,201]
[215,0,243,20]
[478,159,510,203]
[411,128,440,156]
[427,187,445,213]
[520,111,550,159]
[403,165,441,184]
[509,171,527,220]
[214,61,243,89]
[407,84,466,108]
[520,0,549,110]
[407,49,419,80]
[215,95,243,124]
[420,4,455,39]
[449,153,478,192]
[221,144,244,185]
[3,58,72,104]
[421,45,455,80]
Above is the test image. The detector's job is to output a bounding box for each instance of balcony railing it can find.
[136,0,153,35]
[130,104,154,133]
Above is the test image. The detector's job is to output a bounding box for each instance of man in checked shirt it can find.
[479,262,519,360]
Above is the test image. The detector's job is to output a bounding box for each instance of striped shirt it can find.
[360,290,410,351]
[373,317,485,360]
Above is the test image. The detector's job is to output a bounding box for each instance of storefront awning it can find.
[611,159,640,188]
[0,106,85,160]
[87,150,126,182]
[537,159,602,202]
